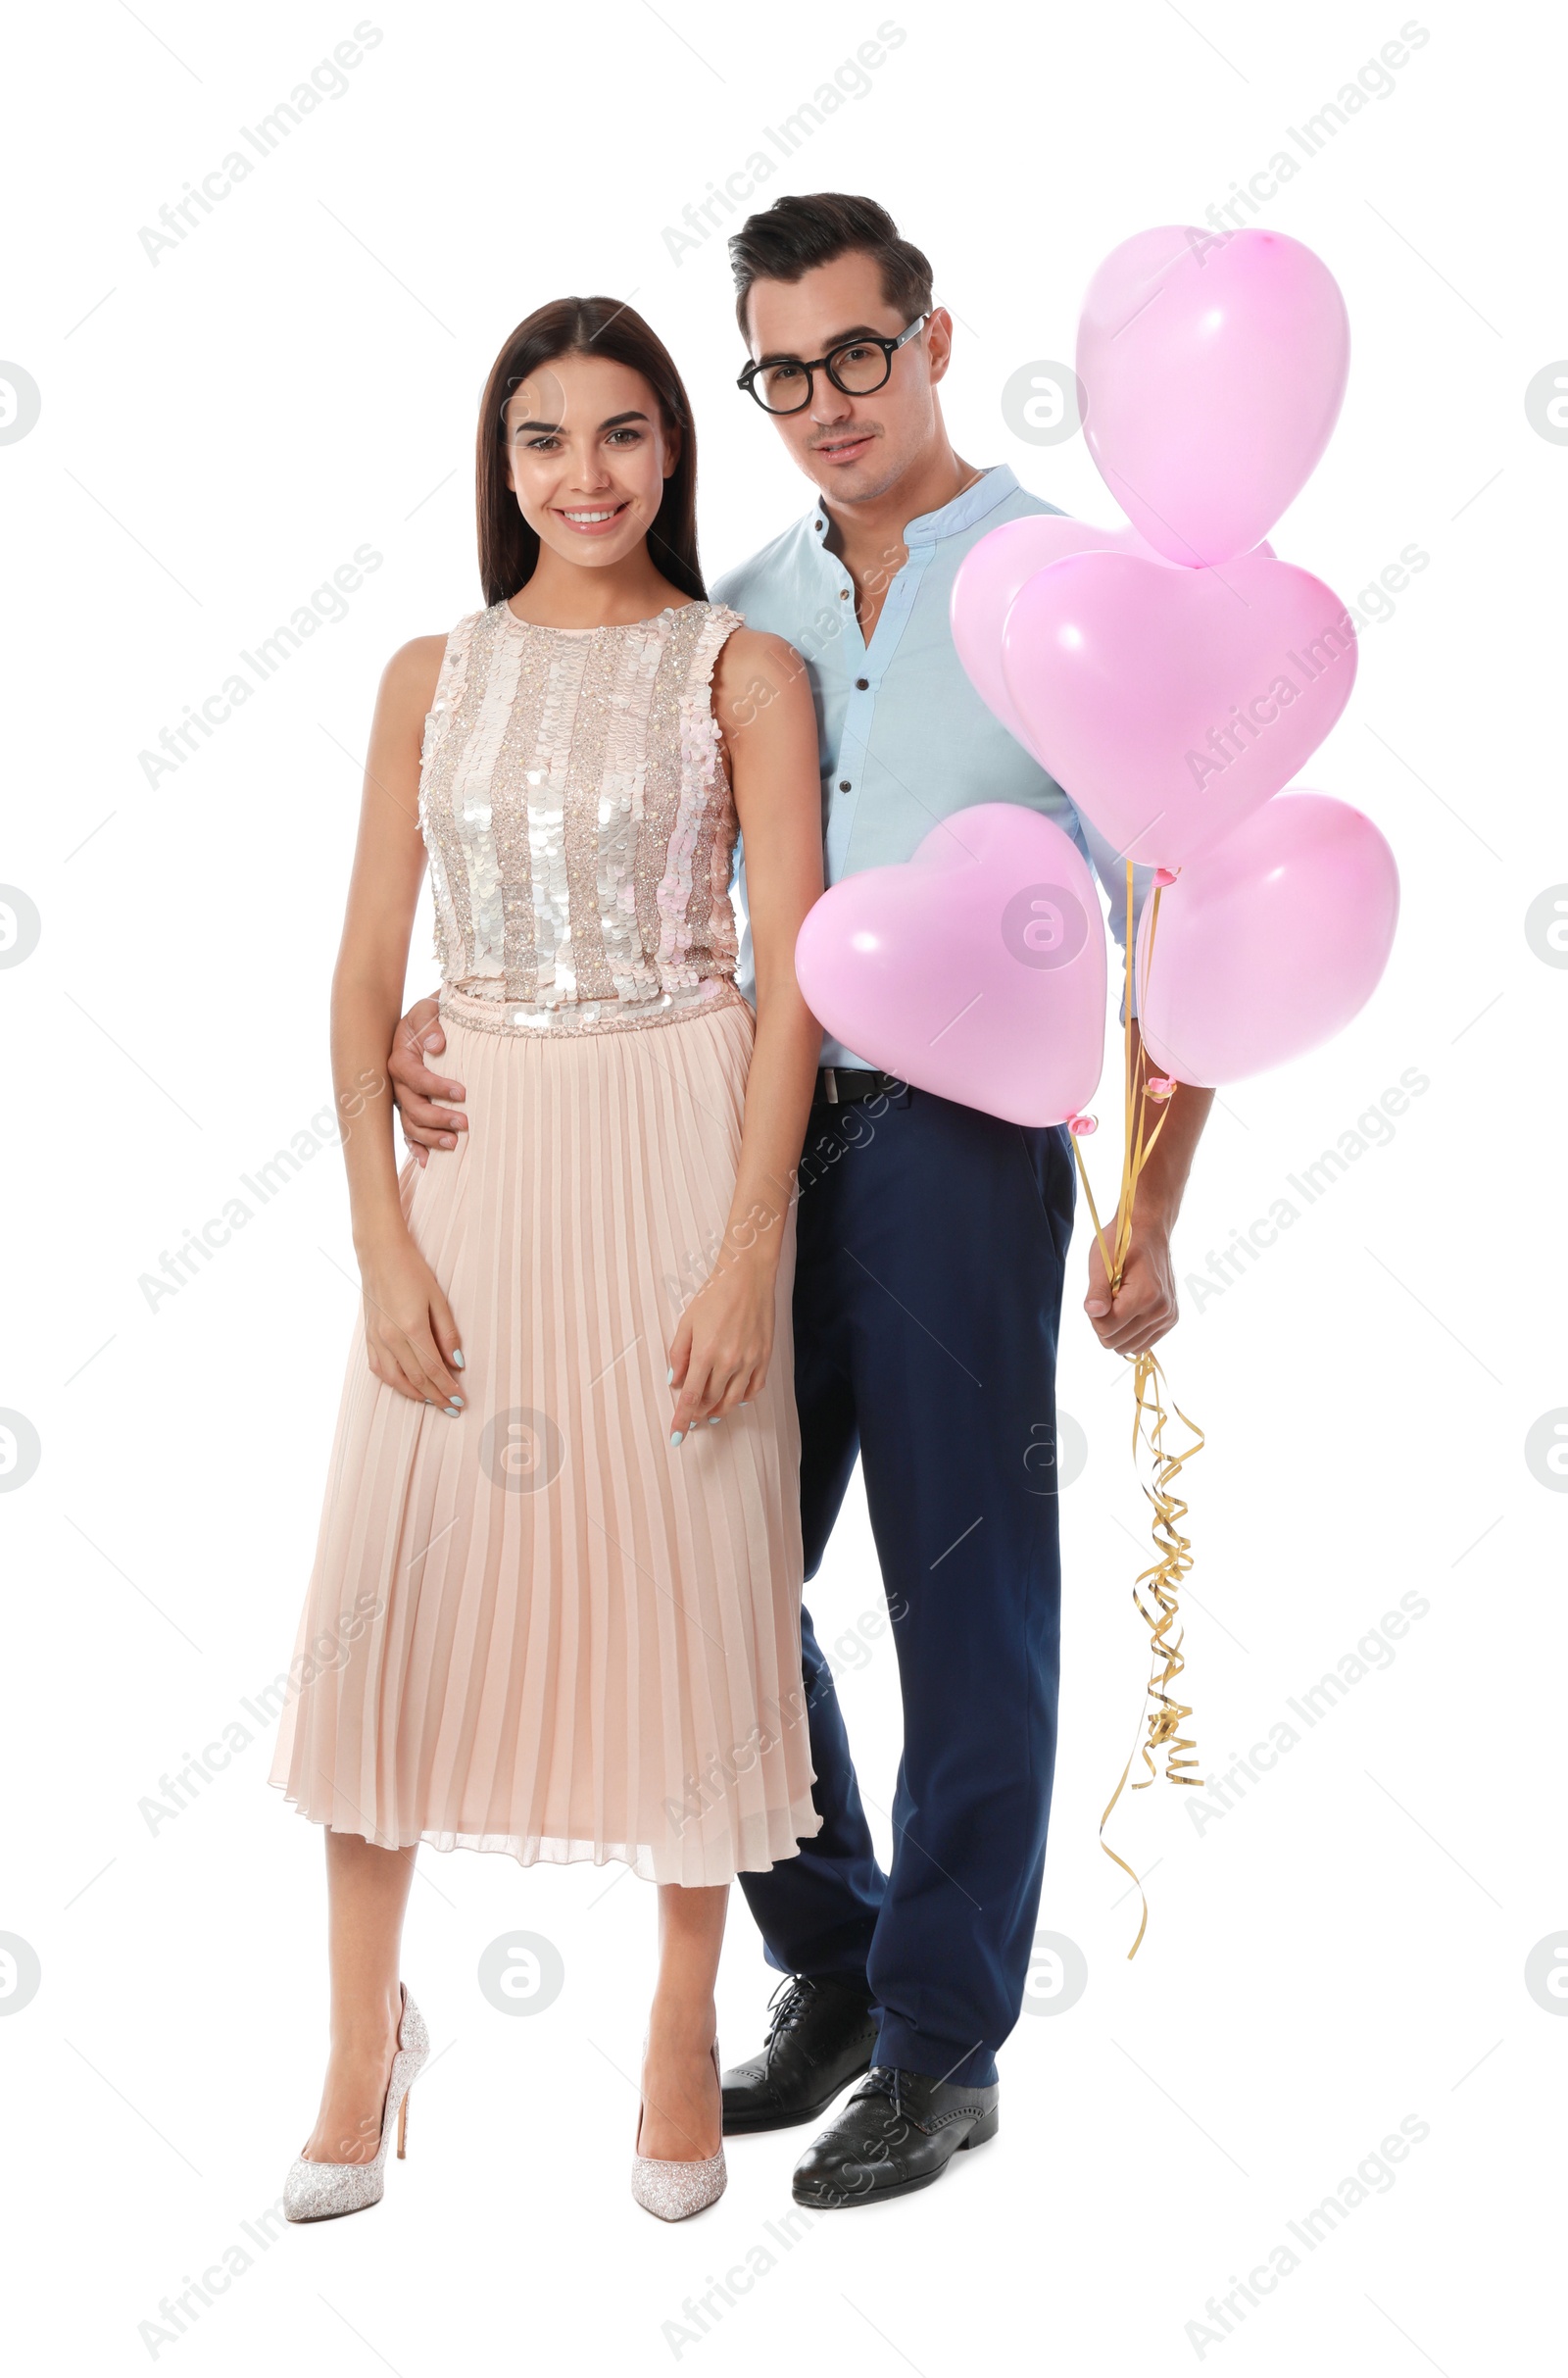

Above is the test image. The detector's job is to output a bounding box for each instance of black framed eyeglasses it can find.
[737,316,929,415]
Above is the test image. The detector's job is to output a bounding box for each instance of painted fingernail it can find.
[670,1430,683,1447]
[448,1394,465,1407]
[709,1416,721,1425]
[452,1351,465,1369]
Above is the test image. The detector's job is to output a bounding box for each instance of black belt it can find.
[815,1065,904,1106]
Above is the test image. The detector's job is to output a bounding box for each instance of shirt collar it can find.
[809,463,1019,553]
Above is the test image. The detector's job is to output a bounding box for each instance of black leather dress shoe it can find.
[790,2064,1000,2206]
[720,1976,879,2136]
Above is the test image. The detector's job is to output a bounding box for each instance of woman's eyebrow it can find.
[514,409,652,432]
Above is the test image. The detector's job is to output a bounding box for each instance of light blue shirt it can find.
[711,464,1150,1069]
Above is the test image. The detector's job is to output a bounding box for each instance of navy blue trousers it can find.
[738,1081,1076,2088]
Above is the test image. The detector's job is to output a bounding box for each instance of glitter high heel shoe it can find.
[631,2040,727,2220]
[283,1985,428,2223]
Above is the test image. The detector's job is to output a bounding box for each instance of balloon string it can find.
[1070,1133,1118,1308]
[1127,1350,1204,1804]
[1081,867,1205,1957]
[1098,1351,1205,1957]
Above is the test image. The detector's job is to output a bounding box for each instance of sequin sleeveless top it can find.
[418,598,745,1035]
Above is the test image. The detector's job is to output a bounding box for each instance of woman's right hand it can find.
[358,1233,466,1410]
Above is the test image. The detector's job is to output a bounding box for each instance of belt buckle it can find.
[822,1066,839,1105]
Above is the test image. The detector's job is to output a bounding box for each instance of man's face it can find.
[742,250,951,508]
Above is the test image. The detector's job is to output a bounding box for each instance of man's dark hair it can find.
[728,193,934,342]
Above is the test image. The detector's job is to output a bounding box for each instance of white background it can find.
[2,1,1561,2370]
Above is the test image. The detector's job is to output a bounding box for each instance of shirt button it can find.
[838,780,851,793]
[839,589,850,600]
[855,677,868,690]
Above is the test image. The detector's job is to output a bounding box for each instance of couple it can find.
[270,190,1210,2223]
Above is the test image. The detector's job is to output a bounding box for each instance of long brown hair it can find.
[476,298,705,607]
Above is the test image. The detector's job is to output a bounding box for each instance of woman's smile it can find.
[552,498,632,535]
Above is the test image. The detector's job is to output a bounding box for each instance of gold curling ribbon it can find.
[1068,864,1205,1958]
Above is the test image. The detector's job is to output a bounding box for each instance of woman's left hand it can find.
[667,1240,776,1441]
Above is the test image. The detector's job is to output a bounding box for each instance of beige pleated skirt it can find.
[269,986,819,1884]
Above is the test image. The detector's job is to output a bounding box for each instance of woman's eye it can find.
[607,428,641,445]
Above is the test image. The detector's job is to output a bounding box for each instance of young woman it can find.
[269,297,824,2222]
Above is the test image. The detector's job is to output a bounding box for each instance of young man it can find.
[389,195,1212,2207]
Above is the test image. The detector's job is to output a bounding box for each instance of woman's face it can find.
[503,351,678,573]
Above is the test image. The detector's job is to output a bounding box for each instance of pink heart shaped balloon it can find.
[1003,548,1358,869]
[794,804,1105,1127]
[951,514,1170,749]
[1137,790,1398,1086]
[1077,224,1349,566]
